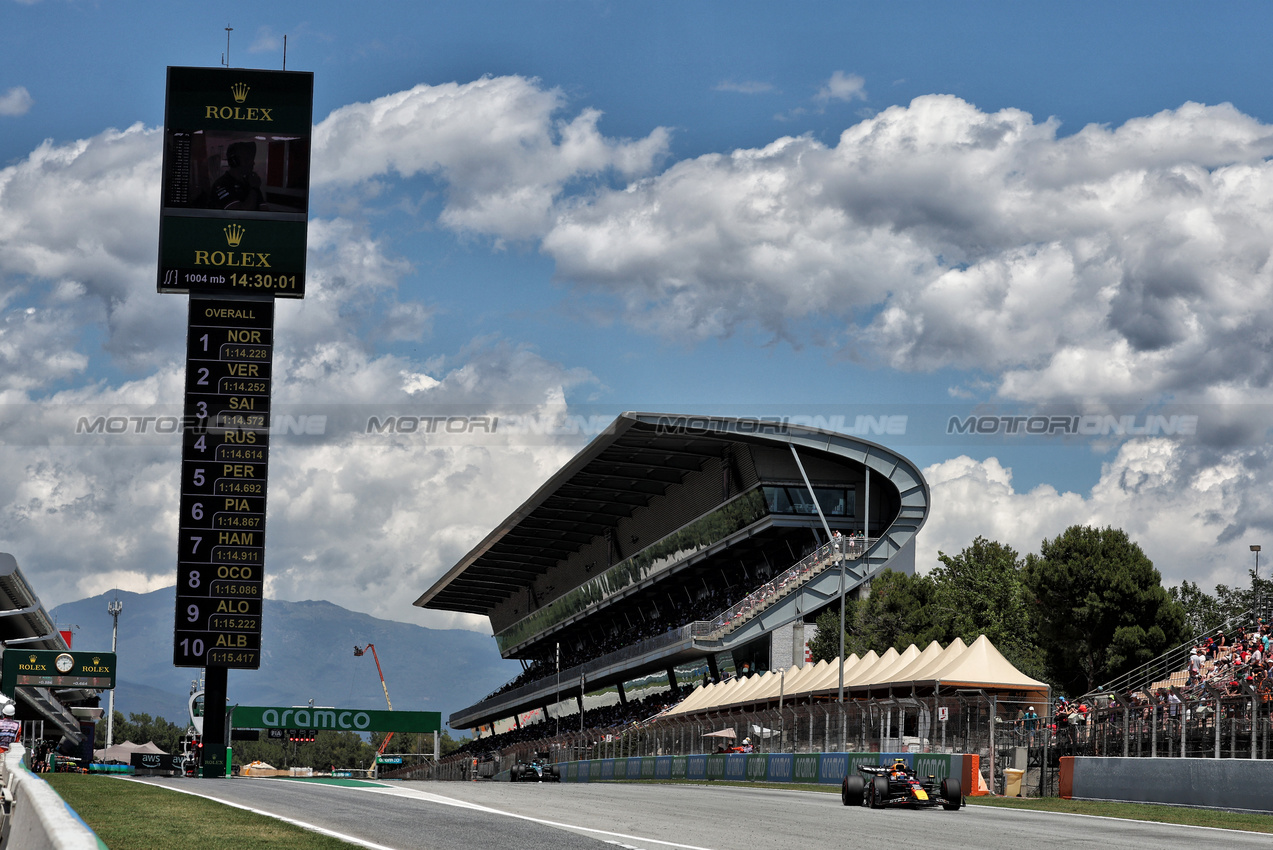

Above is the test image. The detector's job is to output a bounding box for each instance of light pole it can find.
[1251,545,1262,620]
[837,535,845,704]
[106,597,123,749]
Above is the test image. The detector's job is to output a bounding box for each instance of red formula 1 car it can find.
[841,759,963,810]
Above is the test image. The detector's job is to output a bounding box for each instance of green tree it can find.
[1022,525,1187,694]
[94,712,184,753]
[809,570,945,661]
[854,569,946,653]
[230,730,375,771]
[808,595,861,663]
[1168,579,1227,638]
[1214,570,1273,624]
[931,537,1045,681]
[372,729,467,758]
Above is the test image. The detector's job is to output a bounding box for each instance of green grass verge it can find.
[45,774,359,850]
[964,794,1273,833]
[648,779,1273,833]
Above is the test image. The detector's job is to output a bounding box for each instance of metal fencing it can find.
[422,686,1273,792]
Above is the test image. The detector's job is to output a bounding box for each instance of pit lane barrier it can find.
[0,744,102,849]
[498,751,980,792]
[1060,756,1273,813]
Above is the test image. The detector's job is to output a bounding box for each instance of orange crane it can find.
[353,644,395,754]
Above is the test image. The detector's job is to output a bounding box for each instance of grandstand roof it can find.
[416,411,928,617]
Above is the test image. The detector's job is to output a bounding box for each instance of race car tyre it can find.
[842,775,865,806]
[871,775,889,808]
[940,777,962,810]
[549,766,561,781]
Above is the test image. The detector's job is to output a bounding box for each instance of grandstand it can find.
[415,412,930,739]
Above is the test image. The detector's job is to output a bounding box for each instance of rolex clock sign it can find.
[2,650,117,698]
[157,67,313,298]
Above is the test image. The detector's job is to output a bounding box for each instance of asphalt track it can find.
[126,777,1272,850]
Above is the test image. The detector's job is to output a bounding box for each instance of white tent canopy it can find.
[664,635,1047,717]
[94,740,167,762]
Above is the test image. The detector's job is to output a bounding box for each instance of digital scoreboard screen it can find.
[157,67,313,299]
[172,298,273,669]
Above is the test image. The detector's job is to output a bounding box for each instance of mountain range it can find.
[49,587,522,733]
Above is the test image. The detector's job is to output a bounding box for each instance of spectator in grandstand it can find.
[1054,699,1072,746]
[1188,646,1204,685]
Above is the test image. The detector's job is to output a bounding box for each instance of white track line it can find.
[126,777,717,850]
[118,778,397,850]
[359,783,718,850]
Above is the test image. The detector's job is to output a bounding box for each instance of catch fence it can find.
[423,687,1273,792]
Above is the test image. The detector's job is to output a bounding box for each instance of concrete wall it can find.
[0,744,101,849]
[1066,756,1273,813]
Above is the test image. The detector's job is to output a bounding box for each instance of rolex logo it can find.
[231,82,250,104]
[27,655,35,664]
[92,657,100,665]
[224,224,245,247]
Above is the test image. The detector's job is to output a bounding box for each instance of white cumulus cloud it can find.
[532,96,1273,407]
[919,438,1267,595]
[312,75,672,241]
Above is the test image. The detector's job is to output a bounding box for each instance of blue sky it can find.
[3,1,1273,628]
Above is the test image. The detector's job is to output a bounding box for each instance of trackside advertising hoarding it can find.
[158,67,313,299]
[535,753,964,786]
[2,650,117,697]
[234,706,440,733]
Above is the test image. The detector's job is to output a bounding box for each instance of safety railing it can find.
[707,536,869,637]
[1091,610,1255,699]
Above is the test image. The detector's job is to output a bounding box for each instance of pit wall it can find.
[1060,756,1273,813]
[502,752,977,791]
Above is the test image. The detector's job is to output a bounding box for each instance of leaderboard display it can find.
[173,298,273,669]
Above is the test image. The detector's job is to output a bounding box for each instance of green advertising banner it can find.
[2,650,117,697]
[232,705,439,734]
[912,753,952,781]
[792,753,820,783]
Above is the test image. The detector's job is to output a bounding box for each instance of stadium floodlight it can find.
[106,596,123,749]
